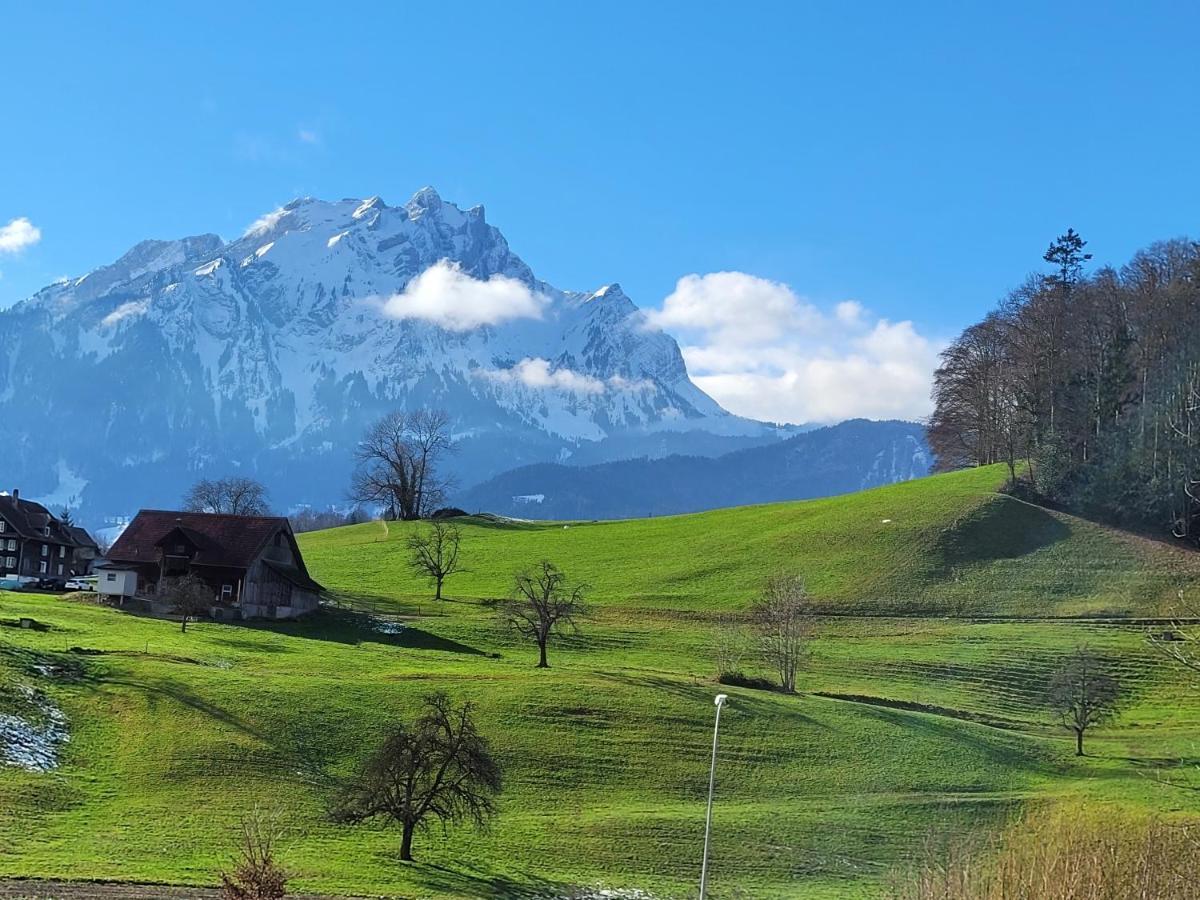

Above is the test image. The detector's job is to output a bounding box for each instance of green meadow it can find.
[1,464,1199,898]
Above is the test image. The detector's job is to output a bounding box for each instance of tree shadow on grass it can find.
[596,670,830,728]
[849,702,1061,775]
[409,860,578,899]
[85,675,267,743]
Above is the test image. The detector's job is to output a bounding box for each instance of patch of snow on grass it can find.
[0,685,68,772]
[373,618,406,635]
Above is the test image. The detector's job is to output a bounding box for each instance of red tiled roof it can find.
[108,510,294,571]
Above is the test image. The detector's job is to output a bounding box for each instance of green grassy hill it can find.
[1,466,1198,898]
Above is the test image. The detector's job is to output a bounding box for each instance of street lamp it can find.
[699,693,729,900]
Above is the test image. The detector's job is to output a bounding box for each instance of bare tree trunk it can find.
[400,820,415,861]
[435,576,443,601]
[1075,728,1084,756]
[537,638,549,668]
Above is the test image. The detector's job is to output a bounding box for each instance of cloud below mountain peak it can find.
[379,260,549,332]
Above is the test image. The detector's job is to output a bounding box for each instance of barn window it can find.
[39,561,47,574]
[0,521,5,532]
[59,546,66,558]
[4,557,14,568]
[106,572,117,582]
[221,584,233,601]
[57,564,63,576]
[41,544,48,556]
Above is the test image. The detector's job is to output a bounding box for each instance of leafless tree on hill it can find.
[349,409,454,520]
[499,560,587,668]
[751,575,815,693]
[407,519,463,601]
[1046,647,1120,756]
[331,692,501,862]
[184,476,271,516]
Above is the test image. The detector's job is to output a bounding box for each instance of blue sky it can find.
[2,1,1197,422]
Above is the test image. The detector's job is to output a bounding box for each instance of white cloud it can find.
[479,358,654,396]
[101,299,150,327]
[0,217,42,254]
[297,128,320,144]
[482,357,606,394]
[243,207,287,238]
[380,260,549,332]
[649,272,941,425]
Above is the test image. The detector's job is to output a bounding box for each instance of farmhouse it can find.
[0,489,97,582]
[102,510,324,619]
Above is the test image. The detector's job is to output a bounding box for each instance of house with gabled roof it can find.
[102,510,324,619]
[0,489,97,583]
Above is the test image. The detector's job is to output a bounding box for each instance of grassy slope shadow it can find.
[937,495,1072,571]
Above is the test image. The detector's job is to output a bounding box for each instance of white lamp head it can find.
[714,693,728,707]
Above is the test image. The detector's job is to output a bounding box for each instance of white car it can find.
[64,578,93,591]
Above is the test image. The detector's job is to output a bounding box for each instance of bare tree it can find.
[499,561,587,668]
[184,477,271,516]
[219,806,288,900]
[350,410,454,520]
[1047,647,1120,756]
[750,575,814,693]
[712,614,752,680]
[331,692,501,862]
[162,573,212,632]
[407,520,462,601]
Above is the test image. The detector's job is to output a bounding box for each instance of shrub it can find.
[220,808,288,900]
[716,671,776,691]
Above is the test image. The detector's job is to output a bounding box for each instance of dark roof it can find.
[67,526,99,551]
[108,510,294,570]
[0,493,78,546]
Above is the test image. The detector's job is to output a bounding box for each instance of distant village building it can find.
[101,510,324,619]
[0,489,98,582]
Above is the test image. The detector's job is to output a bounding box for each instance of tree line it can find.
[930,230,1200,539]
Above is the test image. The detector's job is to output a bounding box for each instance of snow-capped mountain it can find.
[0,188,784,520]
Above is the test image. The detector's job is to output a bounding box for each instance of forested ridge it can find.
[930,229,1200,539]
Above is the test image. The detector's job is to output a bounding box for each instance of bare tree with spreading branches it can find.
[750,575,814,693]
[350,410,454,520]
[499,560,587,668]
[184,477,271,516]
[331,692,501,862]
[1047,647,1120,756]
[407,520,462,601]
[162,573,212,633]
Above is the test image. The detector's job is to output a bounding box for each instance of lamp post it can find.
[699,693,729,900]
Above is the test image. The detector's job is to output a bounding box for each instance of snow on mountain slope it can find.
[0,188,774,519]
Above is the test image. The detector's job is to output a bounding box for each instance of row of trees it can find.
[929,231,1200,538]
[181,407,456,527]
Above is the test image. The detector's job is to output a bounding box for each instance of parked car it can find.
[64,578,93,591]
[24,577,66,591]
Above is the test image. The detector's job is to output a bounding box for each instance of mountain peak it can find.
[406,186,443,215]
